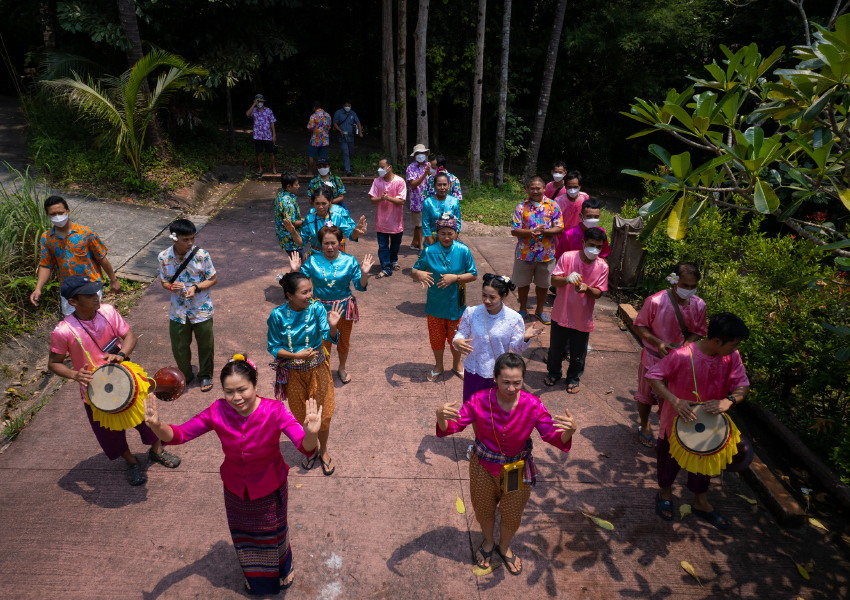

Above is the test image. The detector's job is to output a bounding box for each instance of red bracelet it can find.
[168,284,173,290]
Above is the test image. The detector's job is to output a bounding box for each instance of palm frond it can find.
[40,75,125,133]
[38,51,105,81]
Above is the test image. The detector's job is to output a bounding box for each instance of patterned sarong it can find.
[471,437,537,487]
[318,295,359,323]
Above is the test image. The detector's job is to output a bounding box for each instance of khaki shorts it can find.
[511,258,555,288]
[410,210,422,227]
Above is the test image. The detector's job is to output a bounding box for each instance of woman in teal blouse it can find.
[411,215,478,382]
[288,187,366,256]
[267,273,343,475]
[290,225,374,384]
[422,172,462,246]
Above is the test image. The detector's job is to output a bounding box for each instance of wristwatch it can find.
[726,394,737,407]
[117,351,126,359]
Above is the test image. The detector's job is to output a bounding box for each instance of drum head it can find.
[674,406,731,456]
[87,364,136,414]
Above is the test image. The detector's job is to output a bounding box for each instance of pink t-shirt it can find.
[646,344,749,440]
[634,289,708,369]
[545,184,587,231]
[551,251,609,332]
[369,175,408,234]
[49,304,130,398]
[555,223,611,260]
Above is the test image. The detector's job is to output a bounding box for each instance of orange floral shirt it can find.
[39,222,107,282]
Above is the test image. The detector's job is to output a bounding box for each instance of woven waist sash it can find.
[472,437,537,487]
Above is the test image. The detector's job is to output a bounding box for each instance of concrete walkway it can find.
[0,183,847,599]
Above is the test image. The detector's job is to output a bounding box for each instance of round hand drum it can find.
[673,405,732,456]
[86,363,139,414]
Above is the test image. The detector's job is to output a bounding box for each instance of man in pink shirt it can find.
[545,228,609,393]
[646,312,751,530]
[544,161,568,207]
[368,157,407,278]
[553,197,611,261]
[545,168,588,231]
[47,276,181,487]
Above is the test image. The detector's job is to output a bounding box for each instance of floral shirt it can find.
[39,222,108,282]
[157,245,216,324]
[512,198,564,262]
[308,109,331,147]
[423,170,463,201]
[251,107,276,141]
[405,161,429,212]
[275,190,302,252]
[308,175,347,210]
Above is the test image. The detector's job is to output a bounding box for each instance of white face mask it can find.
[583,246,601,260]
[415,154,426,163]
[567,188,580,198]
[318,167,330,176]
[676,286,697,299]
[377,168,388,177]
[258,102,264,108]
[582,218,600,228]
[552,173,565,182]
[51,214,69,227]
[344,106,351,113]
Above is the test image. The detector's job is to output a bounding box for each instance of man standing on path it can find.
[511,178,563,324]
[47,276,182,486]
[554,197,611,260]
[30,195,121,316]
[406,143,430,251]
[332,100,363,176]
[307,100,331,175]
[544,161,568,207]
[369,157,407,279]
[246,94,277,176]
[158,219,218,393]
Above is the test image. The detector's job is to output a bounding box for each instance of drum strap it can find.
[666,288,690,339]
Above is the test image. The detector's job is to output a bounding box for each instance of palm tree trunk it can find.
[397,0,408,160]
[39,3,55,47]
[521,0,567,183]
[414,0,430,147]
[226,85,235,146]
[469,0,487,185]
[494,0,512,187]
[431,96,440,152]
[382,0,398,161]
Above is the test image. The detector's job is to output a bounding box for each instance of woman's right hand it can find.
[294,347,318,360]
[288,251,302,272]
[73,365,93,385]
[436,401,460,423]
[144,394,160,428]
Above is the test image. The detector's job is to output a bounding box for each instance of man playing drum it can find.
[47,276,182,486]
[645,312,750,530]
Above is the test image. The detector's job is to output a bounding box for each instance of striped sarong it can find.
[224,483,292,595]
[318,295,359,323]
[472,437,537,487]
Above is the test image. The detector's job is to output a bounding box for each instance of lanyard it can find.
[487,389,505,455]
[688,345,701,402]
[74,312,117,354]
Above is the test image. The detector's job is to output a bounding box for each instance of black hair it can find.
[581,197,603,212]
[433,154,447,168]
[379,156,393,169]
[434,172,450,184]
[344,99,352,105]
[527,176,546,186]
[707,312,750,344]
[584,227,607,242]
[169,219,196,237]
[552,160,567,170]
[566,170,582,185]
[44,195,69,211]
[280,171,298,189]
[674,262,702,282]
[310,186,335,204]
[279,272,310,299]
[482,274,515,297]
[312,100,322,110]
[494,352,527,378]
[220,355,258,387]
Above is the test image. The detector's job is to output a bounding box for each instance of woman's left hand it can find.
[327,301,343,327]
[361,254,374,276]
[356,215,368,235]
[524,322,544,340]
[436,273,457,289]
[553,408,578,440]
[303,397,324,434]
[288,252,302,272]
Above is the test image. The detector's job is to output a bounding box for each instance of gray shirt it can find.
[332,108,360,141]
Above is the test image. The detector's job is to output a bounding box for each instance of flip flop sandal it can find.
[518,311,528,319]
[543,375,560,387]
[535,312,552,325]
[495,545,522,576]
[126,463,147,486]
[200,378,213,392]
[655,493,674,521]
[375,271,389,279]
[302,451,319,470]
[281,570,295,590]
[567,382,581,394]
[474,544,496,569]
[392,264,401,271]
[149,448,182,468]
[452,369,465,380]
[638,430,655,448]
[338,370,352,384]
[691,508,729,530]
[426,369,444,382]
[321,456,335,476]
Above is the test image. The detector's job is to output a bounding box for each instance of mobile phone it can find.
[102,338,120,354]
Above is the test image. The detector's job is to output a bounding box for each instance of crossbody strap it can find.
[168,247,200,284]
[666,288,690,338]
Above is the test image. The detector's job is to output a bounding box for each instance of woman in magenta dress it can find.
[435,353,578,576]
[144,355,322,595]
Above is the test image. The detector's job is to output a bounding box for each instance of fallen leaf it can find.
[809,518,828,532]
[295,484,302,489]
[815,492,827,502]
[472,563,502,576]
[681,561,702,587]
[795,561,811,580]
[803,560,815,574]
[598,452,612,458]
[582,512,614,530]
[456,492,466,514]
[680,504,692,520]
[605,389,614,395]
[737,494,757,505]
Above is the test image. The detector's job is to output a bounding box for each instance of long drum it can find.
[673,405,732,456]
[86,363,139,414]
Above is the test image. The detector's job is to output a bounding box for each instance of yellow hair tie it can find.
[232,353,245,361]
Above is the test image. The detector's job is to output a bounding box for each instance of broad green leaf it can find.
[837,348,850,361]
[704,63,725,85]
[744,126,764,157]
[688,199,709,227]
[754,179,779,213]
[689,154,734,183]
[838,188,850,211]
[621,169,675,185]
[670,152,692,180]
[639,207,669,241]
[835,257,850,270]
[626,128,660,139]
[667,196,689,240]
[818,239,850,250]
[639,191,677,217]
[664,104,695,133]
[757,46,785,77]
[803,91,833,122]
[648,144,672,169]
[693,116,710,135]
[820,322,850,336]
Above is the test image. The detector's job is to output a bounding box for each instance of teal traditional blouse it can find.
[300,209,358,251]
[413,240,478,321]
[422,195,462,238]
[301,252,366,303]
[267,301,340,357]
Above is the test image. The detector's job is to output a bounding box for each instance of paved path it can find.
[0,183,846,599]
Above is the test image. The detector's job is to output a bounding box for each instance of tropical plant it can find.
[41,50,207,184]
[621,14,850,260]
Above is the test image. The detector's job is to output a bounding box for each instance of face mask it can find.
[676,286,698,299]
[552,173,565,182]
[567,188,580,198]
[415,154,426,163]
[51,214,69,227]
[377,168,387,177]
[344,106,351,113]
[582,218,600,228]
[583,246,601,260]
[318,167,330,176]
[258,102,264,108]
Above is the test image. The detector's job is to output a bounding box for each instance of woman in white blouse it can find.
[453,274,544,404]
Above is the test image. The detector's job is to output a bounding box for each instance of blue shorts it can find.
[308,145,328,158]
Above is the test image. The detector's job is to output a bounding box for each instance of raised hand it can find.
[283,218,297,234]
[454,338,474,354]
[327,300,343,328]
[436,401,460,423]
[303,397,324,434]
[288,251,303,273]
[417,270,435,288]
[360,253,375,276]
[436,273,457,289]
[356,215,368,235]
[524,322,544,341]
[144,394,160,428]
[553,408,578,441]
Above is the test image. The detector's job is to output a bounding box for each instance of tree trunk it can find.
[226,85,235,147]
[381,0,398,161]
[431,96,440,152]
[469,0,487,185]
[521,0,567,183]
[414,0,430,147]
[397,0,408,160]
[39,3,55,47]
[494,0,512,187]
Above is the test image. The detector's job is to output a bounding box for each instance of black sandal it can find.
[281,569,295,589]
[302,451,319,470]
[126,462,147,486]
[692,507,729,530]
[149,448,181,468]
[200,378,213,393]
[321,455,335,476]
[496,545,522,576]
[655,492,673,521]
[474,544,496,568]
